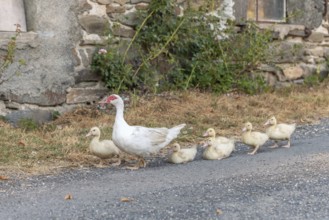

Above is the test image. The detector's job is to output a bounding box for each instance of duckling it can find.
[203,128,232,143]
[86,127,121,166]
[264,116,296,148]
[201,138,234,160]
[242,122,269,155]
[168,143,197,164]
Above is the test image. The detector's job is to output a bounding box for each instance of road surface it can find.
[1,120,329,219]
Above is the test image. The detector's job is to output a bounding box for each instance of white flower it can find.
[98,48,107,55]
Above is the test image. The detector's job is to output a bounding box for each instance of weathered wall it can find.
[0,0,328,123]
[0,0,81,107]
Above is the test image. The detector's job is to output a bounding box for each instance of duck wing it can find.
[131,126,168,145]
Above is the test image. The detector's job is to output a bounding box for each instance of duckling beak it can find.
[202,131,209,137]
[200,141,208,148]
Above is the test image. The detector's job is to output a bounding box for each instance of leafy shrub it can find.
[91,48,133,92]
[91,0,272,94]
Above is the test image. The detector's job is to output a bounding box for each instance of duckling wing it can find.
[102,140,120,154]
[250,132,269,144]
[177,151,188,160]
[277,123,296,136]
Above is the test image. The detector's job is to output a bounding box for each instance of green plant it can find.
[18,118,39,131]
[91,48,133,93]
[0,24,26,84]
[51,111,61,120]
[91,0,272,94]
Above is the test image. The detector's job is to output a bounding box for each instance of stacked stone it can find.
[255,22,329,87]
[68,0,155,105]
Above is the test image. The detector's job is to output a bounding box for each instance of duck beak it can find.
[86,132,91,137]
[242,127,246,132]
[98,96,108,104]
[202,131,209,137]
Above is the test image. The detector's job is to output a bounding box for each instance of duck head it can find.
[264,116,277,126]
[203,128,216,138]
[172,143,181,152]
[86,126,101,137]
[242,122,253,132]
[99,94,123,106]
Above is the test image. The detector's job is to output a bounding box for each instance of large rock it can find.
[109,11,139,27]
[78,15,109,35]
[5,109,54,125]
[66,86,109,104]
[0,31,38,50]
[306,31,325,43]
[106,4,126,13]
[281,65,304,80]
[112,23,135,38]
[97,0,113,4]
[269,41,304,64]
[74,69,102,83]
[131,0,151,3]
[286,0,324,29]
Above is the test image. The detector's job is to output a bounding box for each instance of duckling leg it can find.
[110,157,122,167]
[138,157,147,168]
[282,139,291,148]
[248,145,260,155]
[95,160,108,168]
[269,141,279,148]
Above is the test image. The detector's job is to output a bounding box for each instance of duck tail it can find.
[169,123,186,138]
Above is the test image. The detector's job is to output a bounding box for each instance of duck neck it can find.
[114,102,129,127]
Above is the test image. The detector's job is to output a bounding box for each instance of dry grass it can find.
[1,83,329,176]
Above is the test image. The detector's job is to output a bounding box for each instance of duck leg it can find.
[269,141,279,148]
[248,145,260,155]
[282,139,291,148]
[123,156,147,170]
[110,157,122,167]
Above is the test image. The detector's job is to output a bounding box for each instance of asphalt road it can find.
[1,122,329,220]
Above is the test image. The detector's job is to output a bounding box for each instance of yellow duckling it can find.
[203,128,233,143]
[201,138,234,160]
[86,127,121,166]
[264,116,296,148]
[242,122,269,155]
[168,143,197,164]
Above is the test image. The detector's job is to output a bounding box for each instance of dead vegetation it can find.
[1,83,329,176]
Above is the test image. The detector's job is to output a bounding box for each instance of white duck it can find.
[99,94,186,168]
[168,143,198,164]
[86,126,121,166]
[202,137,235,160]
[242,122,269,155]
[264,116,296,148]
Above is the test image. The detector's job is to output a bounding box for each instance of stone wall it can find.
[0,0,328,123]
[0,0,81,121]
